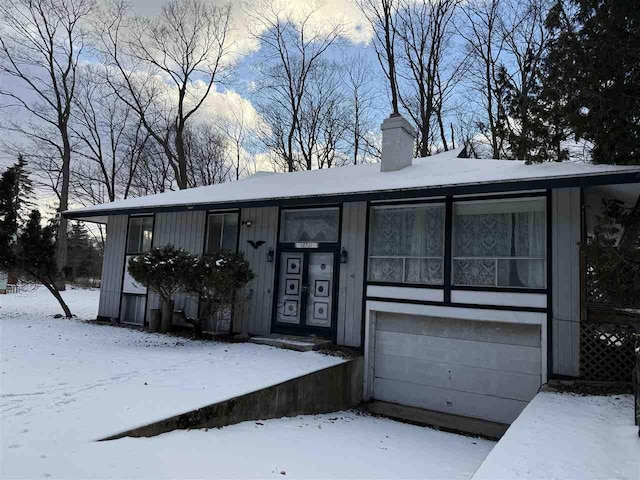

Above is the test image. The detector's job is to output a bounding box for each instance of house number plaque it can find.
[294,242,319,249]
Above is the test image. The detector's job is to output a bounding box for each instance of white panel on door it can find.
[306,252,334,327]
[277,253,303,324]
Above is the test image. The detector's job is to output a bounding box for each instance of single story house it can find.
[65,114,640,430]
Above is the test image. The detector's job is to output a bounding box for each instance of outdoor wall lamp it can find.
[340,247,348,264]
[267,247,274,263]
[241,220,253,227]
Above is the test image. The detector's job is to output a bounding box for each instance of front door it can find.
[274,250,336,335]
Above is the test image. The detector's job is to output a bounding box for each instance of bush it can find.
[128,246,196,331]
[184,251,254,320]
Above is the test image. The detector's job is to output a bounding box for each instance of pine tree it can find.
[544,0,640,164]
[17,210,73,318]
[66,222,103,282]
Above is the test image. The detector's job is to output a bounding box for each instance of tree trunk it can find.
[41,278,73,318]
[55,134,71,291]
[160,298,173,333]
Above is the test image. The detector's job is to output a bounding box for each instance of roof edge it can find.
[64,170,640,221]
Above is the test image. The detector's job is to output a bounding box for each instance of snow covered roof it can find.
[65,149,640,222]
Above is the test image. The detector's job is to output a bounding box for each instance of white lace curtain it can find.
[281,208,339,243]
[453,198,546,288]
[369,204,445,284]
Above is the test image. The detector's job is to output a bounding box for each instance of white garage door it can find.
[373,313,542,425]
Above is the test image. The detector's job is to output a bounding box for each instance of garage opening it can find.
[371,313,542,428]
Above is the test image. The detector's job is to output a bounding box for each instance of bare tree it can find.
[499,0,551,160]
[0,0,94,289]
[396,0,463,156]
[128,142,175,196]
[357,0,400,115]
[248,0,343,172]
[296,59,349,170]
[342,52,381,164]
[183,122,230,187]
[459,0,509,159]
[71,66,149,206]
[215,101,258,180]
[96,0,233,189]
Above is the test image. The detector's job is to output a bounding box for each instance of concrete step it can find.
[248,334,332,352]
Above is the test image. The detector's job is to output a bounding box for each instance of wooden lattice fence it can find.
[580,305,640,383]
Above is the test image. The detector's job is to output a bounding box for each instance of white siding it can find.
[146,210,207,323]
[337,201,367,347]
[552,187,581,376]
[98,215,128,320]
[235,206,279,335]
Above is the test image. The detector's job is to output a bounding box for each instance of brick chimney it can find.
[380,113,417,172]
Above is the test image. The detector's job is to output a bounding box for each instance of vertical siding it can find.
[235,206,279,335]
[98,215,128,319]
[337,202,367,348]
[146,210,207,323]
[552,187,581,376]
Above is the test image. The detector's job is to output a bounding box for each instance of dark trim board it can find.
[365,296,548,313]
[64,170,640,220]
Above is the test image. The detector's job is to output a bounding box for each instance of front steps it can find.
[248,334,332,352]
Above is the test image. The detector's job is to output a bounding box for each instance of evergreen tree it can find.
[65,222,103,282]
[17,210,72,318]
[544,0,640,164]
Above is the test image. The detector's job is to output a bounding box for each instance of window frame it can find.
[279,206,341,244]
[367,201,446,287]
[125,215,154,255]
[365,193,550,294]
[451,196,547,290]
[205,210,240,254]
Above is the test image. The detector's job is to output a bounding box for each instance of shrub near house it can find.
[128,246,253,334]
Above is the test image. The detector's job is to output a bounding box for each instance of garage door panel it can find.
[376,330,541,376]
[374,377,527,424]
[376,313,541,347]
[374,352,540,402]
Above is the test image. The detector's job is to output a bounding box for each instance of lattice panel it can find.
[580,322,638,382]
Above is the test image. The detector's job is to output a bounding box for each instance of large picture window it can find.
[280,208,339,243]
[368,204,445,285]
[206,212,239,253]
[452,197,546,288]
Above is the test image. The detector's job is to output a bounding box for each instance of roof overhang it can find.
[64,170,640,222]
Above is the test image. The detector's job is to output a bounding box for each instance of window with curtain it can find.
[368,204,445,285]
[206,212,239,253]
[280,208,339,243]
[452,197,546,288]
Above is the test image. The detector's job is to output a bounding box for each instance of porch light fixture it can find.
[267,247,274,263]
[241,220,253,227]
[340,247,348,264]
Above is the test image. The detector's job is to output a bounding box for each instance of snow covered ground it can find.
[1,287,495,479]
[473,391,639,480]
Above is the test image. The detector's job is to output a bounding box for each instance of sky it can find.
[0,0,392,214]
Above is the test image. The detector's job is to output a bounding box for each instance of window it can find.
[280,208,339,243]
[206,212,238,253]
[122,216,152,324]
[368,204,445,285]
[120,293,146,325]
[126,216,153,254]
[452,197,546,288]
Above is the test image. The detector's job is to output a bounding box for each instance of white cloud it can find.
[129,0,373,56]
